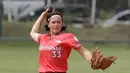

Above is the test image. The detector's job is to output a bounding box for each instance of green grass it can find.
[0,41,130,73]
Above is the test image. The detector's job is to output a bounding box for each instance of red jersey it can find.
[38,32,82,72]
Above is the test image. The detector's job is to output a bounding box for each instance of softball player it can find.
[30,8,92,73]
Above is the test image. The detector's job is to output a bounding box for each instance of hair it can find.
[44,11,67,32]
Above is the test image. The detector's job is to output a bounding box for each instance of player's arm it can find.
[30,8,49,43]
[77,46,92,63]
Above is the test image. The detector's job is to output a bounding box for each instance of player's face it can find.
[48,15,63,34]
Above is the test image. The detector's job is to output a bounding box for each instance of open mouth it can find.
[54,27,58,29]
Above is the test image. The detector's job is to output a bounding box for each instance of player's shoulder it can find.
[39,33,50,39]
[62,32,75,36]
[61,32,76,39]
[40,33,49,36]
[62,32,79,42]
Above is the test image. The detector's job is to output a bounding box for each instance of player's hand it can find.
[46,5,55,13]
[45,8,49,12]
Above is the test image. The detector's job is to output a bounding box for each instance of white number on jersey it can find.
[52,50,61,58]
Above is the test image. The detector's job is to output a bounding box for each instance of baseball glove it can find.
[91,47,117,70]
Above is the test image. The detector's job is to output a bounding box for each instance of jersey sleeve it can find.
[68,34,82,50]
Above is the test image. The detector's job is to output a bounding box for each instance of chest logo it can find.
[55,40,61,43]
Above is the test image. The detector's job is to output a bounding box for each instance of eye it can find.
[57,21,61,24]
[52,21,55,24]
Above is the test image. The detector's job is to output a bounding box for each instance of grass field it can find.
[0,41,130,73]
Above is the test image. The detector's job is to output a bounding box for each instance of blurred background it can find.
[0,0,130,73]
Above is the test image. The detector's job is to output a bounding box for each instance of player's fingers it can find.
[45,8,49,12]
[53,8,55,11]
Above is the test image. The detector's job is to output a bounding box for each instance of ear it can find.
[47,24,50,28]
